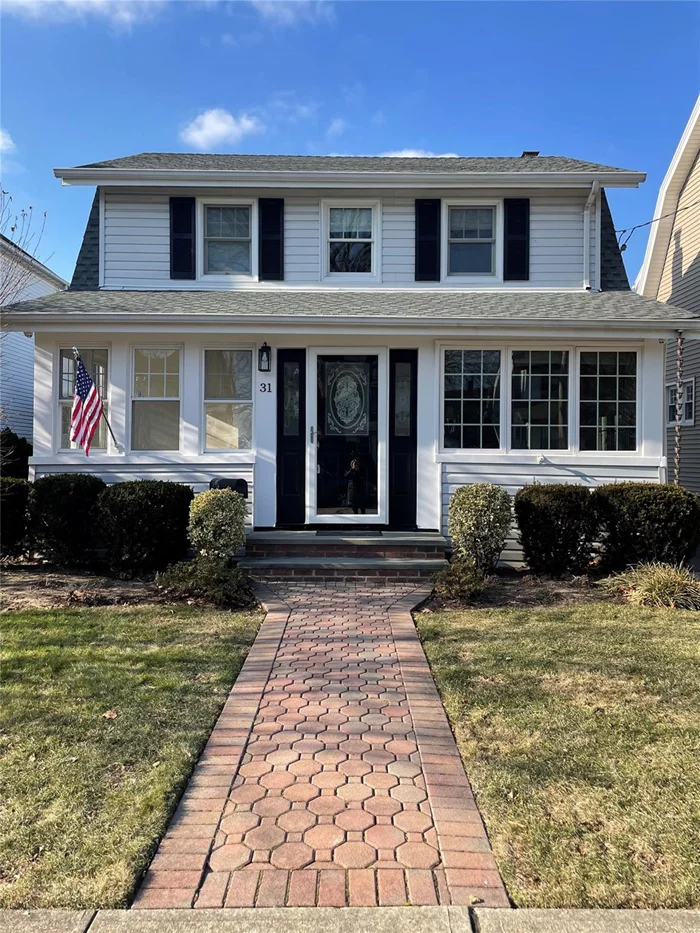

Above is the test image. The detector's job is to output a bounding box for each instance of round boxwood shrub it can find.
[514,483,598,577]
[448,483,512,573]
[189,488,247,559]
[98,480,194,573]
[29,473,106,565]
[157,556,257,610]
[593,482,700,571]
[0,477,30,556]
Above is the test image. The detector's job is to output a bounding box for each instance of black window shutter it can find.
[170,197,196,280]
[415,199,441,282]
[503,198,530,281]
[259,198,284,281]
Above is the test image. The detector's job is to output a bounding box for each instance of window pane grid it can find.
[133,349,180,399]
[204,205,251,274]
[204,349,253,450]
[667,380,695,425]
[132,349,180,451]
[511,350,569,450]
[327,207,373,274]
[448,206,495,275]
[59,349,108,450]
[579,352,637,452]
[443,349,501,449]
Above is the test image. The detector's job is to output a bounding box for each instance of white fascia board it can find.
[53,167,647,189]
[636,95,700,297]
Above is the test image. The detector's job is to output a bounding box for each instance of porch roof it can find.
[3,288,699,330]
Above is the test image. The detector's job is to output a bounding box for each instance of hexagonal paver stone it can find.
[314,749,347,766]
[260,771,296,790]
[364,796,402,817]
[244,824,285,851]
[338,759,372,778]
[252,796,292,818]
[228,784,266,805]
[277,809,317,833]
[337,783,372,802]
[393,810,433,833]
[270,842,313,870]
[311,771,347,790]
[362,750,395,766]
[265,749,300,766]
[304,823,345,851]
[309,795,346,816]
[363,772,399,790]
[219,811,259,835]
[333,841,376,869]
[239,761,273,778]
[293,739,324,754]
[390,784,427,804]
[385,739,418,756]
[208,843,251,871]
[365,824,406,850]
[283,782,320,803]
[387,761,422,779]
[288,759,323,777]
[396,842,440,869]
[335,809,375,833]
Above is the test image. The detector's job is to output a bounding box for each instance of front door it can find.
[308,349,387,524]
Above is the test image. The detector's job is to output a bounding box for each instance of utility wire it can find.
[616,198,700,251]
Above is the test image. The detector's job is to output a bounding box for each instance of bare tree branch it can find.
[0,187,49,306]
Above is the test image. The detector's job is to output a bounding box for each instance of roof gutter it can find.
[583,180,600,290]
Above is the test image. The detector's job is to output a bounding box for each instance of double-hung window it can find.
[444,350,501,449]
[580,352,637,451]
[204,205,252,275]
[327,206,374,275]
[131,348,180,450]
[667,379,695,426]
[204,350,253,450]
[448,207,496,275]
[511,350,569,450]
[59,348,108,450]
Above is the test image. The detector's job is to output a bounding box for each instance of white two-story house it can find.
[4,152,699,561]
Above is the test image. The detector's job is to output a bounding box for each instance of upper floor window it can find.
[204,205,251,275]
[580,352,637,452]
[667,378,695,426]
[448,206,496,275]
[326,204,377,276]
[131,348,180,450]
[59,348,108,450]
[512,350,569,450]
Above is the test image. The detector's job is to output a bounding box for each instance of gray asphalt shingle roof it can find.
[4,288,698,326]
[77,152,639,175]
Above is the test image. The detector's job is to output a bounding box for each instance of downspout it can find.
[582,180,600,290]
[674,329,684,486]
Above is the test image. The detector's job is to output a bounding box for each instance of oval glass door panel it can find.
[316,354,379,516]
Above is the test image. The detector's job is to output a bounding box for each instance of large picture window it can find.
[131,348,180,450]
[511,350,569,450]
[204,205,251,275]
[327,206,374,274]
[444,349,501,449]
[448,206,495,275]
[59,348,108,450]
[579,352,637,451]
[204,349,253,450]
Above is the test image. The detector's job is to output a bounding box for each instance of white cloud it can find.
[326,117,347,138]
[0,129,16,153]
[2,0,166,28]
[380,149,459,158]
[180,109,265,150]
[247,0,333,27]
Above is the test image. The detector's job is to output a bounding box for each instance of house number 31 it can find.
[259,382,272,393]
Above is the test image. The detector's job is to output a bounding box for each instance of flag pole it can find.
[72,346,120,450]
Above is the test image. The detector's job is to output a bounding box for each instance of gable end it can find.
[599,189,630,291]
[69,190,100,291]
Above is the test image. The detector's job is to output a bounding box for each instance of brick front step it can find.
[241,556,446,584]
[246,531,447,562]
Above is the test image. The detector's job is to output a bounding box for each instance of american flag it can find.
[70,358,103,456]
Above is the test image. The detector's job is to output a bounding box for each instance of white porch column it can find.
[32,337,53,461]
[641,338,665,464]
[416,342,441,530]
[254,342,277,527]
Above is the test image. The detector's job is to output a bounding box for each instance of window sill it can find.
[436,450,649,463]
[322,275,381,285]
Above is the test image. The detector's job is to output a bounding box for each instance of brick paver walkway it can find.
[133,582,507,910]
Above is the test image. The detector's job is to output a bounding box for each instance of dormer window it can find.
[204,205,252,275]
[448,206,496,275]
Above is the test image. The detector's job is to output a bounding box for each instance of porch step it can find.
[246,531,447,560]
[240,556,447,584]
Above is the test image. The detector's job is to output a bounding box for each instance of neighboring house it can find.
[0,234,68,439]
[637,96,700,495]
[4,150,700,564]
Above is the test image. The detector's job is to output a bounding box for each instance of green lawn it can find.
[417,603,700,909]
[0,606,262,909]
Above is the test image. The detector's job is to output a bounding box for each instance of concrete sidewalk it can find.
[3,909,699,933]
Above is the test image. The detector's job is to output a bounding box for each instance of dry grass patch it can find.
[416,603,700,908]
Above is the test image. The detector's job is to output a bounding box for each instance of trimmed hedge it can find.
[0,477,30,556]
[98,480,194,573]
[448,483,512,573]
[514,484,598,576]
[593,482,700,571]
[29,473,106,565]
[0,427,32,480]
[157,556,257,610]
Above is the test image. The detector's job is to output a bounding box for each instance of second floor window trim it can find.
[321,199,381,282]
[197,198,258,280]
[442,199,503,282]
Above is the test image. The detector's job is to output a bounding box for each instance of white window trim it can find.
[56,345,111,454]
[201,346,255,453]
[196,198,258,282]
[577,348,640,454]
[441,199,503,283]
[666,377,695,426]
[439,345,507,454]
[129,345,183,454]
[320,199,382,284]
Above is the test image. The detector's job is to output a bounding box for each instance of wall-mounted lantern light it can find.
[258,342,271,373]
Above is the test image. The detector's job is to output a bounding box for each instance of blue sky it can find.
[1,0,698,284]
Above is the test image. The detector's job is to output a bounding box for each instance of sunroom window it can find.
[511,350,569,450]
[204,350,253,450]
[580,352,637,451]
[444,349,501,449]
[59,348,108,450]
[131,348,180,450]
[204,205,251,274]
[448,207,495,275]
[328,207,373,273]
